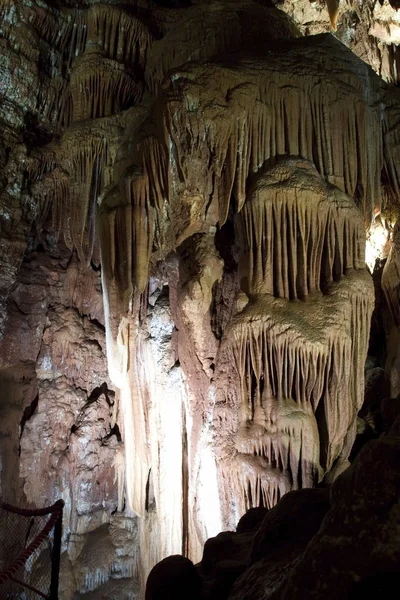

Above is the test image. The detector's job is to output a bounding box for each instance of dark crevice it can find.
[181,410,189,555]
[88,317,106,333]
[154,284,170,306]
[90,260,101,273]
[87,382,115,407]
[315,396,329,471]
[215,218,237,273]
[102,423,122,444]
[145,468,156,512]
[19,393,39,455]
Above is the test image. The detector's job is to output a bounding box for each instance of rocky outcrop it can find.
[278,0,400,83]
[148,400,400,599]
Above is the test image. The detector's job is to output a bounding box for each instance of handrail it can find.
[0,499,64,599]
[0,499,64,518]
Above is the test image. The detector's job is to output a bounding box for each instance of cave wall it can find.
[1,1,400,599]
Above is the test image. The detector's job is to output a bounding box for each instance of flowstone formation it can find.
[214,158,374,521]
[1,1,400,598]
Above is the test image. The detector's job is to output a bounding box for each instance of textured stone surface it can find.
[149,412,399,599]
[272,423,400,599]
[1,1,400,599]
[145,555,204,600]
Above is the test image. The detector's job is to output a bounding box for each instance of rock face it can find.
[214,158,373,523]
[148,402,400,600]
[0,1,400,599]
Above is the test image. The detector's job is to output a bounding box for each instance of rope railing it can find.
[0,499,64,600]
[0,500,64,518]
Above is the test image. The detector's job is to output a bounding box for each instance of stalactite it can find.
[28,4,87,71]
[239,160,366,298]
[69,51,143,123]
[326,0,340,30]
[124,168,154,294]
[86,4,153,69]
[217,158,374,515]
[98,185,133,310]
[160,35,386,226]
[146,0,300,92]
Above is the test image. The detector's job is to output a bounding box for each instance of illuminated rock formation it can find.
[1,1,399,598]
[214,159,374,523]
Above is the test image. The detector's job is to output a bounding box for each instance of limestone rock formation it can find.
[152,401,400,600]
[214,159,373,524]
[1,1,400,598]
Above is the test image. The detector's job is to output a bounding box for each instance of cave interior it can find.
[0,0,400,599]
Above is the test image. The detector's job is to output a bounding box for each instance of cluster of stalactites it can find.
[26,2,152,131]
[98,131,169,300]
[29,121,118,262]
[227,269,374,474]
[86,4,153,70]
[217,157,374,514]
[230,455,293,515]
[161,41,386,229]
[69,51,143,122]
[28,2,152,72]
[23,2,153,264]
[238,160,366,298]
[61,131,111,260]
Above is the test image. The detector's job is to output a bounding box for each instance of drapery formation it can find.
[215,159,374,520]
[96,33,388,528]
[99,36,400,314]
